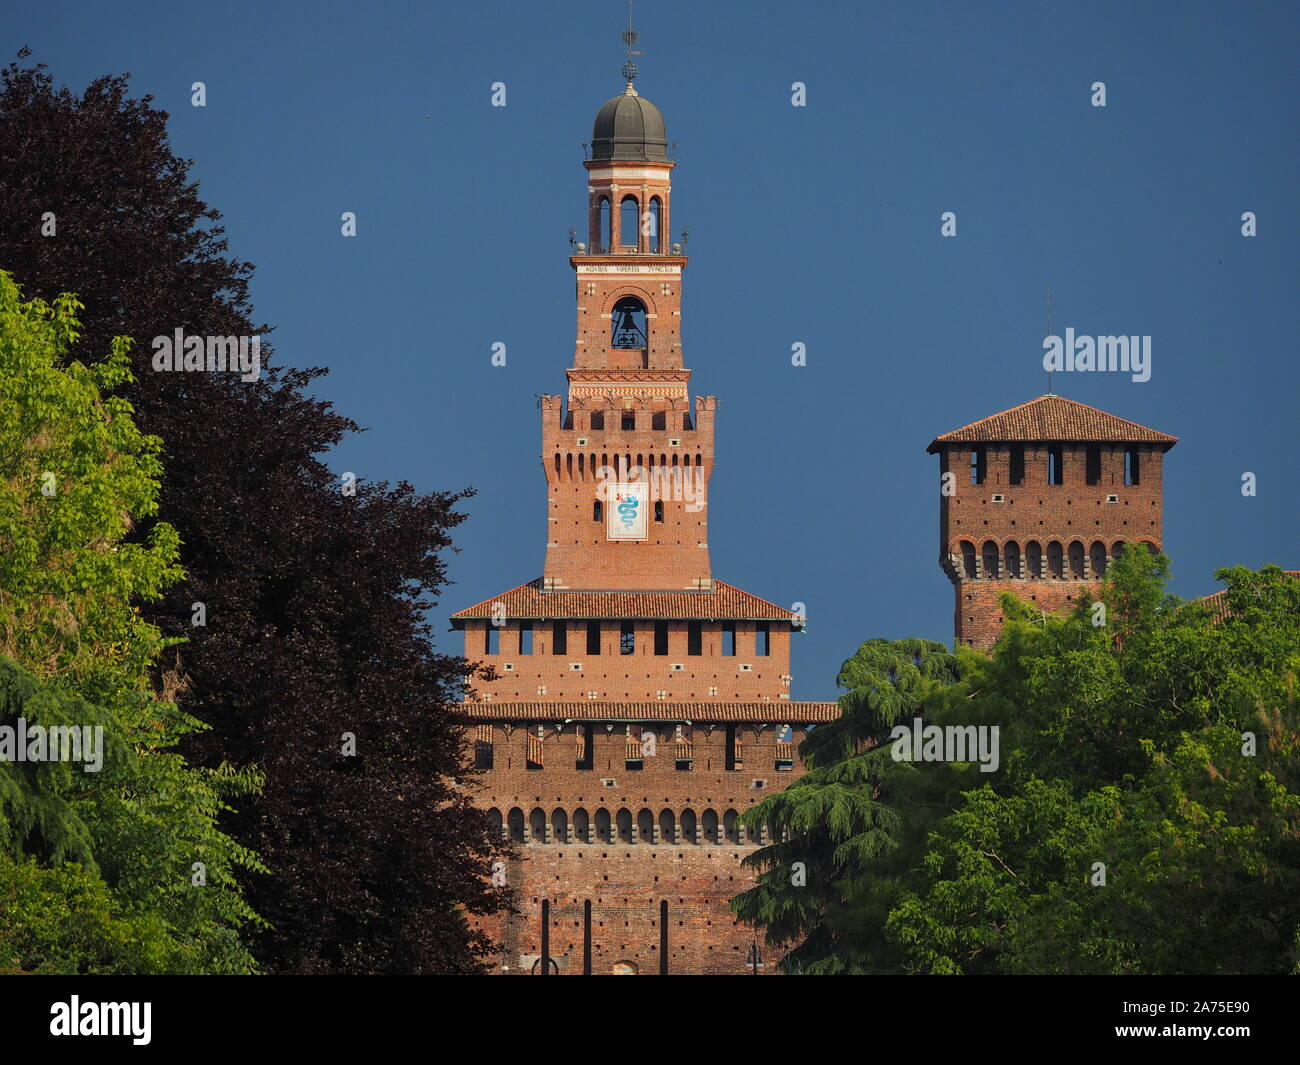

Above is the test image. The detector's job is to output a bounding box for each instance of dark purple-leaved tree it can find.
[0,51,509,973]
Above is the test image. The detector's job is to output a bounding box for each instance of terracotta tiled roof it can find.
[450,578,803,625]
[926,395,1177,452]
[1200,571,1299,623]
[455,700,841,723]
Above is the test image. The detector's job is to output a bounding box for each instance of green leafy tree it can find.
[732,638,961,973]
[0,272,262,973]
[888,553,1299,974]
[0,56,507,974]
[736,550,1300,975]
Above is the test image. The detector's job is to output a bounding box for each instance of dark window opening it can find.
[620,621,635,655]
[519,622,533,655]
[586,621,601,655]
[590,411,604,430]
[687,621,702,656]
[1090,541,1108,577]
[474,741,493,770]
[1085,444,1102,485]
[1048,541,1065,578]
[575,724,594,771]
[1005,541,1022,578]
[654,500,664,522]
[598,198,610,253]
[721,622,736,657]
[756,623,771,657]
[593,499,602,522]
[1047,445,1064,485]
[648,197,661,252]
[620,410,635,430]
[971,447,986,486]
[1026,541,1043,578]
[1068,541,1086,579]
[620,195,639,247]
[725,726,743,771]
[552,621,567,655]
[651,411,666,430]
[653,621,668,656]
[1125,448,1140,486]
[981,541,1001,579]
[1009,444,1025,486]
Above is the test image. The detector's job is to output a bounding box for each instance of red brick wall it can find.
[474,846,779,975]
[471,724,807,975]
[953,580,1095,647]
[938,441,1165,647]
[463,619,791,703]
[541,396,716,592]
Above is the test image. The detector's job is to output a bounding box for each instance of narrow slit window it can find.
[551,621,567,655]
[654,621,668,656]
[586,621,601,655]
[519,622,533,655]
[722,623,736,657]
[620,621,635,655]
[1125,448,1140,486]
[1047,445,1064,485]
[1085,444,1101,485]
[1009,444,1025,486]
[485,625,498,655]
[756,623,771,657]
[687,621,702,656]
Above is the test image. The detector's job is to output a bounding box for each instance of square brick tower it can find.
[451,71,838,975]
[928,394,1177,648]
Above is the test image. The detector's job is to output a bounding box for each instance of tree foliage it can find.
[0,274,260,973]
[736,549,1300,975]
[0,57,508,972]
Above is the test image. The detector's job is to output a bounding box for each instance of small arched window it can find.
[981,540,1001,579]
[654,500,664,522]
[1089,541,1108,577]
[598,197,611,253]
[1005,541,1022,579]
[702,809,720,844]
[648,197,662,252]
[1025,541,1043,578]
[593,499,602,522]
[1048,541,1065,578]
[960,541,977,579]
[620,196,639,248]
[1068,541,1086,579]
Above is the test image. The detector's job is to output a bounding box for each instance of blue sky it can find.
[14,0,1298,700]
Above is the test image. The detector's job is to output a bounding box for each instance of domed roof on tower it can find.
[591,8,669,163]
[591,84,669,162]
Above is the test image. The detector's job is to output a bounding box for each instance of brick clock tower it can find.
[928,394,1177,648]
[451,73,837,975]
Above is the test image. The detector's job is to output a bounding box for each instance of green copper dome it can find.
[591,86,669,162]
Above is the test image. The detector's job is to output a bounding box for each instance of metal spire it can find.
[621,0,643,88]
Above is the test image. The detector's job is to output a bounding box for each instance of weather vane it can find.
[621,0,643,85]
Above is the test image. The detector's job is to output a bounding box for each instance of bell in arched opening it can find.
[611,296,647,349]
